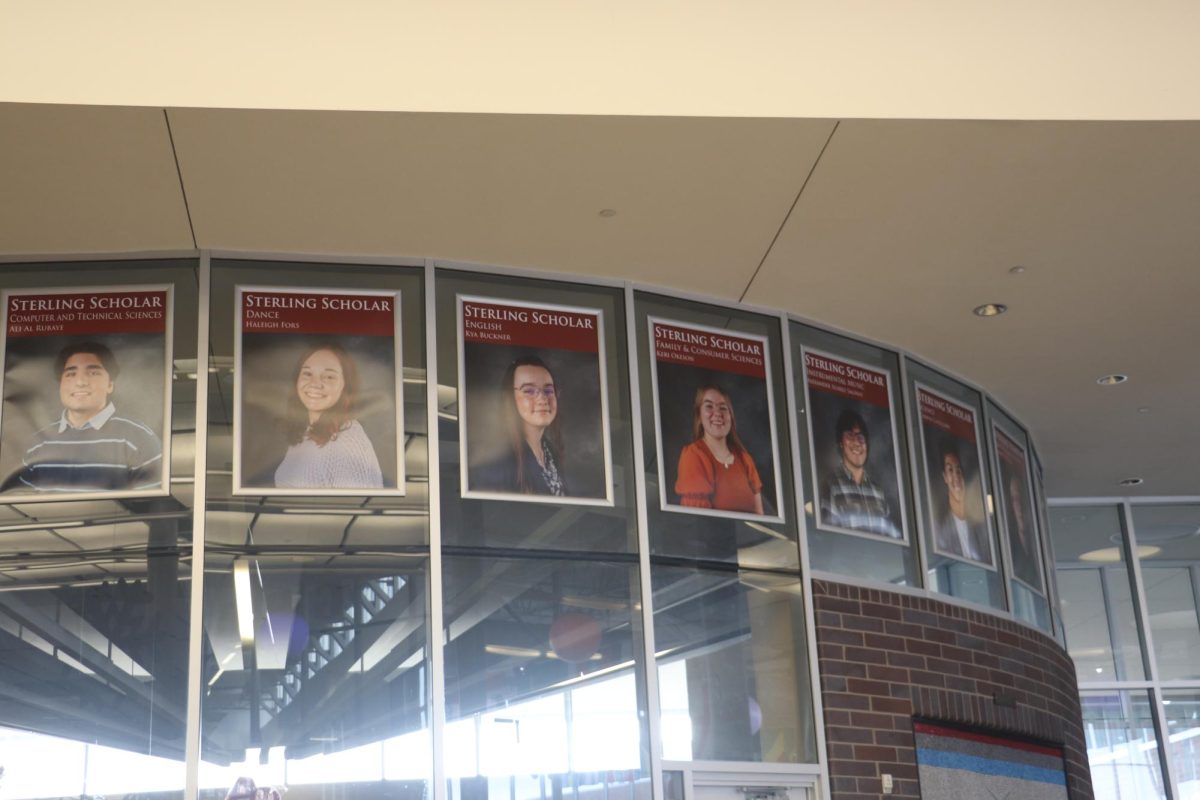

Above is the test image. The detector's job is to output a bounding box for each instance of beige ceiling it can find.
[1,102,1197,498]
[747,119,1200,498]
[0,105,193,254]
[168,109,834,299]
[3,1,1200,120]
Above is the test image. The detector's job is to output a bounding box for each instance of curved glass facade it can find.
[0,254,1062,800]
[1050,501,1200,800]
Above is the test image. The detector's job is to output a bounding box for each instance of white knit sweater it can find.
[273,420,384,489]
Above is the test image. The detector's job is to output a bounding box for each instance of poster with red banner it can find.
[993,426,1044,591]
[0,285,174,502]
[234,286,404,496]
[802,348,908,543]
[649,317,782,522]
[457,295,612,505]
[916,384,995,569]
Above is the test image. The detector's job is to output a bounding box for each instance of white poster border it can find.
[991,423,1047,595]
[914,381,998,572]
[647,315,785,524]
[800,345,910,546]
[456,293,615,508]
[232,284,406,498]
[0,283,175,504]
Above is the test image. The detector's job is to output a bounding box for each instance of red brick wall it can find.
[813,580,1092,800]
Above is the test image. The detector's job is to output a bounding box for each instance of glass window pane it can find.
[1130,505,1200,681]
[442,554,649,794]
[1080,691,1167,800]
[0,258,198,800]
[1049,505,1147,682]
[207,259,428,508]
[1030,450,1068,646]
[0,543,191,799]
[201,259,432,799]
[199,552,431,796]
[905,359,1004,610]
[790,323,919,586]
[1162,690,1200,800]
[653,564,816,763]
[434,269,637,554]
[571,672,641,771]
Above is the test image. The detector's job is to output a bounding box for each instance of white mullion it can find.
[1124,501,1180,800]
[624,284,665,799]
[779,313,831,800]
[898,356,931,586]
[184,251,212,800]
[426,260,448,800]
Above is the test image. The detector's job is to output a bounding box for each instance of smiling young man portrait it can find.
[820,408,901,539]
[18,341,163,493]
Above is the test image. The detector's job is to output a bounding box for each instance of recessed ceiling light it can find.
[1079,545,1161,562]
[1008,266,1026,274]
[973,303,1007,317]
[1119,477,1144,487]
[1097,374,1128,386]
[1137,406,1151,413]
[598,208,617,218]
[484,644,543,659]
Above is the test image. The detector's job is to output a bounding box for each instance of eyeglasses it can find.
[841,430,866,444]
[515,385,557,400]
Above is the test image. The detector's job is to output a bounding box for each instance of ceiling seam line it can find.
[738,120,840,304]
[163,108,198,251]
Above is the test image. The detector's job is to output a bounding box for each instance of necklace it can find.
[704,438,736,469]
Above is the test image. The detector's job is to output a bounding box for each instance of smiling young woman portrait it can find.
[472,355,570,496]
[674,383,764,515]
[273,342,384,489]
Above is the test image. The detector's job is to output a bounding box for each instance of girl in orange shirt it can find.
[674,384,764,514]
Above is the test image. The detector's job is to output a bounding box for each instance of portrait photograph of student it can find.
[272,342,383,489]
[650,318,782,522]
[917,385,995,569]
[802,349,907,542]
[234,287,404,496]
[458,295,612,505]
[675,382,764,514]
[994,427,1044,591]
[0,286,172,501]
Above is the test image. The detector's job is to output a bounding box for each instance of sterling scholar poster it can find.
[0,286,173,502]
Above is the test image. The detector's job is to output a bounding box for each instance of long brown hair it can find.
[502,355,564,493]
[283,342,362,447]
[691,384,747,456]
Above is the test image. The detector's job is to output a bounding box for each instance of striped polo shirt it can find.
[19,403,163,492]
[822,463,901,539]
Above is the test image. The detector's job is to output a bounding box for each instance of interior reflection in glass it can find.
[0,500,193,799]
[442,554,648,794]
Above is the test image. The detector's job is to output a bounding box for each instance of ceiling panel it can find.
[0,104,193,254]
[169,109,833,300]
[746,119,1200,496]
